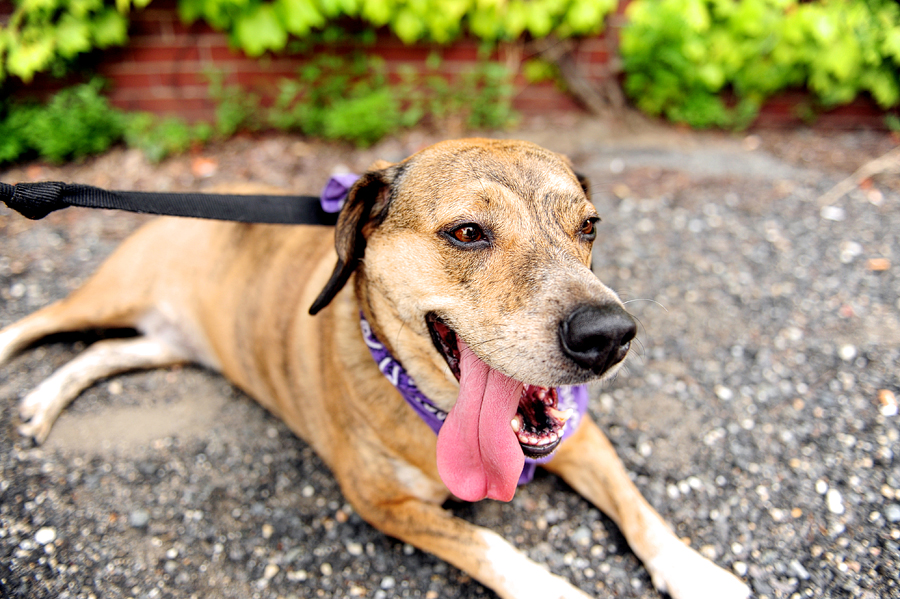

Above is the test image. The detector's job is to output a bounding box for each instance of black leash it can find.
[0,181,338,225]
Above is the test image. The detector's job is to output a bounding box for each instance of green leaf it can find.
[565,0,608,35]
[808,9,837,44]
[69,0,104,18]
[862,68,900,107]
[18,0,62,13]
[503,0,528,39]
[361,0,392,25]
[525,2,554,38]
[682,0,711,32]
[392,7,425,43]
[316,0,342,18]
[56,13,93,58]
[178,0,205,23]
[235,4,287,56]
[697,63,725,90]
[6,36,56,82]
[91,8,129,48]
[276,0,325,36]
[883,28,900,62]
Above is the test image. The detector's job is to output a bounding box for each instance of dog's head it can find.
[310,139,636,501]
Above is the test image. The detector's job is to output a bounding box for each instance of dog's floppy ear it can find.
[574,171,591,198]
[309,161,396,315]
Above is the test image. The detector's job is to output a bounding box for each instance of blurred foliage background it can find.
[1,0,899,165]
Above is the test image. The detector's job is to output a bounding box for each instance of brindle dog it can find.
[0,139,749,599]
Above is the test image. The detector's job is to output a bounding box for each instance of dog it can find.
[0,139,750,599]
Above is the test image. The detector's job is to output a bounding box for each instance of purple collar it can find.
[359,315,588,485]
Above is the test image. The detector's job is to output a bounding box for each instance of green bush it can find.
[620,0,900,129]
[1,0,618,83]
[0,54,517,165]
[124,112,212,162]
[178,0,617,55]
[0,79,124,163]
[263,53,518,147]
[0,80,210,165]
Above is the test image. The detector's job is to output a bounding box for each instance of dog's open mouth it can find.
[427,314,572,459]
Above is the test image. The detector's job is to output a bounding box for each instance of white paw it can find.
[17,380,65,444]
[647,542,751,599]
[479,530,592,599]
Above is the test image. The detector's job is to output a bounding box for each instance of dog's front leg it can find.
[544,416,751,599]
[338,468,590,599]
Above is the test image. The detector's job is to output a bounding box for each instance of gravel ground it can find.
[1,116,899,599]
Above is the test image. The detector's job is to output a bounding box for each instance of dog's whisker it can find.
[622,298,668,312]
[633,337,647,358]
[394,321,408,350]
[466,336,507,350]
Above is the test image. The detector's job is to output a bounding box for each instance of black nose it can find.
[559,305,637,374]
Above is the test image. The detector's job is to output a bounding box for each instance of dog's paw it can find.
[505,571,592,599]
[647,541,751,599]
[17,381,64,444]
[479,530,592,599]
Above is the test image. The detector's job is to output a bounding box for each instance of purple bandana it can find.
[320,173,361,213]
[360,315,588,485]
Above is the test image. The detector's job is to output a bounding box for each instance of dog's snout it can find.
[559,305,636,374]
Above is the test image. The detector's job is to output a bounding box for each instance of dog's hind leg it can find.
[16,336,190,444]
[544,416,751,599]
[0,272,152,368]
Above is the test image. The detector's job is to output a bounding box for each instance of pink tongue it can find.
[436,340,524,502]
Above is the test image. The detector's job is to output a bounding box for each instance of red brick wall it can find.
[86,0,603,121]
[4,0,890,129]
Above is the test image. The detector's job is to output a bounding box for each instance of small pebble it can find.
[819,206,847,222]
[790,559,810,580]
[34,528,56,546]
[879,389,898,417]
[381,576,396,590]
[839,241,863,263]
[838,345,857,361]
[128,509,150,529]
[886,504,900,523]
[827,489,845,515]
[867,258,890,271]
[263,564,279,580]
[820,206,845,221]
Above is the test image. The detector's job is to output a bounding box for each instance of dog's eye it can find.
[451,224,485,244]
[580,217,599,240]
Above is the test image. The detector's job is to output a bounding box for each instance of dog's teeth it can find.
[548,432,558,442]
[511,418,521,432]
[548,407,574,423]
